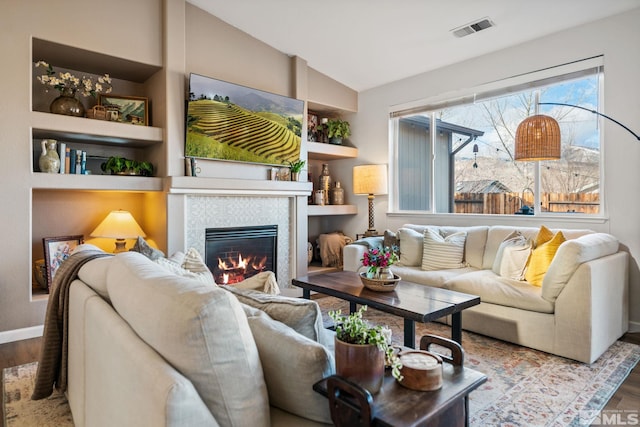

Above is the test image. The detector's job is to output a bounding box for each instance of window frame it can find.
[389,57,606,220]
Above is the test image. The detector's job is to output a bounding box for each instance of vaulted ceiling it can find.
[187,0,640,92]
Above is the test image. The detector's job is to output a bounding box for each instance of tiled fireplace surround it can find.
[167,178,311,296]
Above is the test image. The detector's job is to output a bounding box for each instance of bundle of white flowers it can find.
[35,60,112,97]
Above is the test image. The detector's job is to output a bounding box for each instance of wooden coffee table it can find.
[292,270,480,348]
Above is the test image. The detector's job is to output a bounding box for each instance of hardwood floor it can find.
[1,334,639,423]
[602,332,640,412]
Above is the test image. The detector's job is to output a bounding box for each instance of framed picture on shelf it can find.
[98,94,149,126]
[307,112,318,141]
[43,235,84,290]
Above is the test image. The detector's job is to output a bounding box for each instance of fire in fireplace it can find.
[205,225,277,285]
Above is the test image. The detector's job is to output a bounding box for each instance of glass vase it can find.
[50,87,85,117]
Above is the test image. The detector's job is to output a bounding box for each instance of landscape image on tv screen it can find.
[186,73,304,166]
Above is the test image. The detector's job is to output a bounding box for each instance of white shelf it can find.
[307,141,358,160]
[31,173,163,191]
[308,204,357,216]
[31,112,163,148]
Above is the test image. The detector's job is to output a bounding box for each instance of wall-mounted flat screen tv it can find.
[186,73,304,166]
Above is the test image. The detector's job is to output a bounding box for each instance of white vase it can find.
[39,139,60,174]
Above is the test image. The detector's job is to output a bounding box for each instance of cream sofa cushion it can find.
[242,304,334,424]
[77,256,113,302]
[439,226,488,268]
[390,264,476,288]
[542,233,619,302]
[396,227,425,266]
[107,252,270,427]
[445,269,554,313]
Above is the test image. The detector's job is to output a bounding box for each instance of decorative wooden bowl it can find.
[359,272,401,292]
[397,350,443,391]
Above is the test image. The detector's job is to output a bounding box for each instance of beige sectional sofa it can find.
[67,250,334,427]
[343,224,629,363]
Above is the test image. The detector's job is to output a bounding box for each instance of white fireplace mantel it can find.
[167,176,312,196]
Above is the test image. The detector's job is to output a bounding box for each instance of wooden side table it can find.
[313,335,487,427]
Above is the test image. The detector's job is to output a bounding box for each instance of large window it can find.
[391,62,603,216]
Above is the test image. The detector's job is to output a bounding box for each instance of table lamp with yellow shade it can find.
[90,210,146,253]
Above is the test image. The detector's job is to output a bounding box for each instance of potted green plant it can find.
[325,119,351,145]
[329,306,402,393]
[101,156,154,176]
[288,159,306,181]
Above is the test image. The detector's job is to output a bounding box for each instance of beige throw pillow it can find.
[129,236,165,260]
[156,248,215,285]
[491,231,532,280]
[242,304,334,424]
[223,286,327,346]
[396,227,424,266]
[421,228,467,270]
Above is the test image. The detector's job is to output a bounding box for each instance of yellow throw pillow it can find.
[534,225,555,248]
[525,230,566,287]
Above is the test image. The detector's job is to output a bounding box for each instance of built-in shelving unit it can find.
[305,117,359,276]
[29,36,165,298]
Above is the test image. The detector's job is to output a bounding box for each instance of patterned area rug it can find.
[2,362,73,426]
[316,297,640,427]
[2,297,639,427]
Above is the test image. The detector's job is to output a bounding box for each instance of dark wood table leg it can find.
[404,319,415,348]
[302,289,310,299]
[350,301,357,314]
[451,313,462,344]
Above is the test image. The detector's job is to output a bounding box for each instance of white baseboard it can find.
[0,325,44,345]
[628,320,640,333]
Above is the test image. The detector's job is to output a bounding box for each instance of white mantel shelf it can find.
[167,176,313,196]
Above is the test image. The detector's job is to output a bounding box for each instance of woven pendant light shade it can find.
[514,114,561,161]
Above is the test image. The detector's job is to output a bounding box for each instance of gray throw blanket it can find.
[32,250,112,400]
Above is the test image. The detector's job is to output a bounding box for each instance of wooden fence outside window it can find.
[453,192,599,215]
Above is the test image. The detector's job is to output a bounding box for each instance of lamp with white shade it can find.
[353,164,388,237]
[90,210,146,253]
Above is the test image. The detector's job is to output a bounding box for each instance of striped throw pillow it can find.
[421,228,467,270]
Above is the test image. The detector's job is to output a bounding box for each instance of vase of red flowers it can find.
[361,246,399,279]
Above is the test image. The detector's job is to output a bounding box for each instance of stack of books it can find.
[57,142,88,175]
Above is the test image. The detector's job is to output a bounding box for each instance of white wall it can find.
[341,8,640,330]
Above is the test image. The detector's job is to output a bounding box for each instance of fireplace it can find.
[205,225,278,285]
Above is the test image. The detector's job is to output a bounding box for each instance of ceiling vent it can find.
[451,17,495,38]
